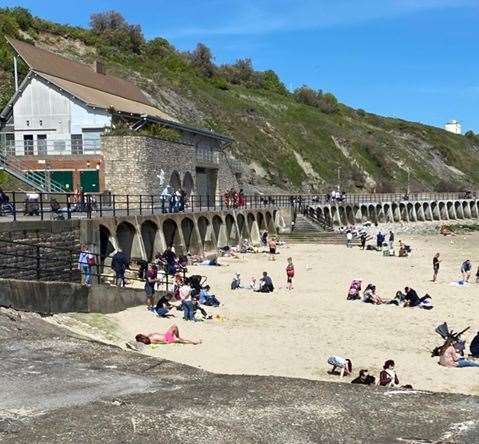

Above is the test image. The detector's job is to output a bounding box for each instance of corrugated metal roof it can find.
[7,37,151,106]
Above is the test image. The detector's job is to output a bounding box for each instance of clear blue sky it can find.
[1,0,478,132]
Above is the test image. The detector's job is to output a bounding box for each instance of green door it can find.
[51,171,73,191]
[80,170,99,193]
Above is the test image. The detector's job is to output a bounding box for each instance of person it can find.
[154,292,176,318]
[378,360,400,387]
[461,259,472,282]
[363,284,383,304]
[347,279,362,300]
[268,237,277,261]
[261,231,268,246]
[199,285,220,307]
[144,264,158,310]
[111,249,129,287]
[162,246,177,275]
[398,241,408,257]
[376,231,384,249]
[470,332,479,357]
[78,244,94,286]
[476,266,479,284]
[388,290,406,307]
[388,230,395,247]
[346,231,353,248]
[231,273,241,290]
[360,233,367,250]
[439,339,479,368]
[327,356,352,378]
[286,257,295,290]
[258,271,274,293]
[432,253,441,282]
[135,325,201,345]
[404,287,420,307]
[249,277,259,291]
[351,369,375,385]
[0,188,14,215]
[137,259,149,280]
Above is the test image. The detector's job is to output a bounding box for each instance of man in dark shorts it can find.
[432,253,441,282]
[404,287,420,307]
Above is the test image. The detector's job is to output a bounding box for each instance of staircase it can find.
[0,151,65,193]
[282,212,360,245]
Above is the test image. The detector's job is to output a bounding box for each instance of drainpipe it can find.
[13,56,19,91]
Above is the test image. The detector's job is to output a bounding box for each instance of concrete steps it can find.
[281,231,359,245]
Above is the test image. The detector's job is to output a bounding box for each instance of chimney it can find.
[93,60,106,75]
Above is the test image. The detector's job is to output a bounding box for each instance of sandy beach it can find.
[55,230,479,395]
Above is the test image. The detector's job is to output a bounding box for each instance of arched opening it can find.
[257,212,266,231]
[225,213,238,245]
[116,222,136,260]
[265,211,275,232]
[182,172,194,197]
[181,217,199,253]
[99,225,115,265]
[163,219,181,252]
[198,216,211,247]
[141,220,158,261]
[237,213,247,238]
[169,170,181,191]
[212,215,225,247]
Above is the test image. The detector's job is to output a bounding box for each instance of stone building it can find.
[0,37,238,196]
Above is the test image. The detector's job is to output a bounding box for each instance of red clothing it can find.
[379,370,399,387]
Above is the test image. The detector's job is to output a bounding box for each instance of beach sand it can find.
[59,231,479,395]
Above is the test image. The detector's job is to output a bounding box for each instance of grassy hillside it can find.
[1,7,479,193]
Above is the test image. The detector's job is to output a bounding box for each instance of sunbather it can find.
[135,325,201,345]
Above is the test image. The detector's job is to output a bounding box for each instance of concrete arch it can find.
[116,221,140,260]
[338,206,347,226]
[446,201,455,219]
[360,205,368,223]
[99,224,116,265]
[213,215,227,248]
[399,203,408,222]
[247,212,261,244]
[169,170,181,191]
[454,201,464,219]
[439,202,448,220]
[462,201,470,218]
[431,202,440,220]
[383,204,392,223]
[182,172,194,196]
[423,203,432,221]
[225,213,239,246]
[181,217,200,254]
[345,206,354,225]
[414,203,424,221]
[257,212,266,231]
[141,220,159,261]
[198,216,214,250]
[265,211,275,233]
[163,218,182,252]
[237,213,248,238]
[470,201,478,219]
[368,204,377,224]
[376,204,385,223]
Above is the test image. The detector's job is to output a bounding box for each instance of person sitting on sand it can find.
[327,356,352,378]
[363,284,383,304]
[199,285,220,307]
[249,277,259,291]
[439,339,479,368]
[231,273,241,290]
[378,360,400,387]
[398,242,408,257]
[388,290,406,307]
[347,279,362,300]
[257,271,274,293]
[154,292,177,318]
[461,259,472,282]
[135,325,201,345]
[351,369,375,385]
[403,287,433,309]
[470,331,479,357]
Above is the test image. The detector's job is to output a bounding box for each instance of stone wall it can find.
[101,134,238,197]
[0,219,82,282]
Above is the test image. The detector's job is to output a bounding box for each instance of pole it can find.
[13,56,19,91]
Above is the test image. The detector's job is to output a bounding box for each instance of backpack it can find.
[87,255,96,266]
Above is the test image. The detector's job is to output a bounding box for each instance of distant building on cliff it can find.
[444,120,461,135]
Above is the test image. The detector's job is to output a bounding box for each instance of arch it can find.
[257,212,266,231]
[163,218,182,252]
[470,201,478,219]
[237,213,247,238]
[182,172,194,196]
[181,217,199,253]
[99,225,115,264]
[198,216,210,247]
[116,221,137,260]
[212,215,225,247]
[376,204,385,223]
[141,220,158,261]
[454,201,463,219]
[368,204,377,224]
[225,213,239,246]
[169,170,181,191]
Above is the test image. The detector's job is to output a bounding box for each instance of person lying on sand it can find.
[135,325,201,345]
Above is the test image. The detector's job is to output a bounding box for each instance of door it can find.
[37,135,47,156]
[80,170,99,192]
[23,135,33,155]
[51,171,74,191]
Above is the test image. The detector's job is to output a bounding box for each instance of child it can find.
[286,257,295,290]
[268,237,277,261]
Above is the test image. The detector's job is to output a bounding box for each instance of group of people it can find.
[326,189,346,203]
[160,186,188,213]
[231,271,276,293]
[347,281,433,309]
[327,356,411,388]
[223,188,246,209]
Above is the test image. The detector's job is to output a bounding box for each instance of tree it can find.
[261,70,288,95]
[189,43,215,78]
[465,130,475,138]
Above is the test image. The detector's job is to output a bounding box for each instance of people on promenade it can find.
[78,244,94,286]
[111,249,129,287]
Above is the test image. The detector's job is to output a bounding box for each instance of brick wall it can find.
[0,220,81,282]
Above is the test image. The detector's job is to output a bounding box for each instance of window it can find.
[71,134,83,155]
[37,135,47,156]
[5,134,15,156]
[23,135,34,155]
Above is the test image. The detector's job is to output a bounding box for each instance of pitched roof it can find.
[7,37,151,106]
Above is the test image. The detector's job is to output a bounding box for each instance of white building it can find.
[444,120,461,135]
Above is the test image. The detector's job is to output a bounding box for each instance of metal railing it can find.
[0,139,101,157]
[0,190,477,222]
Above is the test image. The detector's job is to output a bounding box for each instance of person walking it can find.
[286,257,295,290]
[111,249,129,287]
[78,244,94,286]
[432,253,441,282]
[461,259,472,283]
[346,231,353,248]
[388,230,395,248]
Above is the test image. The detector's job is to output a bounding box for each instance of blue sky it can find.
[1,0,478,132]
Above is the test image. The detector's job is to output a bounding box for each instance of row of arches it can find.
[310,199,479,226]
[99,210,277,262]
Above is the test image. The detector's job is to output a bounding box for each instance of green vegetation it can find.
[1,8,478,191]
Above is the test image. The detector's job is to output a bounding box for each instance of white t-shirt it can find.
[347,232,353,240]
[179,285,192,300]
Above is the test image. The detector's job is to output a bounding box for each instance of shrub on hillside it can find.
[188,43,215,78]
[261,70,288,95]
[293,86,339,113]
[0,13,19,38]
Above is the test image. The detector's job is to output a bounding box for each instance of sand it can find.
[61,231,479,395]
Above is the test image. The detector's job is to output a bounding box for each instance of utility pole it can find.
[337,166,341,190]
[407,170,410,197]
[13,56,19,91]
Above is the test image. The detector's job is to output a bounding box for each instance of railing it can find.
[0,191,477,222]
[0,238,186,291]
[0,139,101,157]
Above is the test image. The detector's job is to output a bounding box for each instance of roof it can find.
[7,37,150,105]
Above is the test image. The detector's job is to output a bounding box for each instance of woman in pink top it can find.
[439,340,479,368]
[135,325,201,345]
